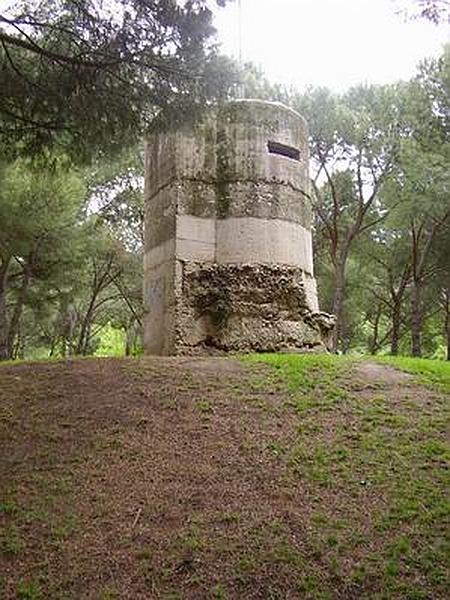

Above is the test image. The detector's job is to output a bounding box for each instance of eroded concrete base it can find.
[173,263,333,355]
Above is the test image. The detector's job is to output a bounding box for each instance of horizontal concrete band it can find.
[215,217,314,274]
[145,176,309,203]
[176,214,216,263]
[144,215,314,274]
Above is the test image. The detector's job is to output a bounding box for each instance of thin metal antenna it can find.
[238,0,242,67]
[237,0,245,98]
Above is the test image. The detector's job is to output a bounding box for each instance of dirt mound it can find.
[0,356,447,599]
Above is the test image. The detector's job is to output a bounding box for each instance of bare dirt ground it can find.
[0,356,448,599]
[354,362,412,385]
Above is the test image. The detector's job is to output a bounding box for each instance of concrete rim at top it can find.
[221,98,307,126]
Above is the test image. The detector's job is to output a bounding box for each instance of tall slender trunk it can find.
[409,212,450,359]
[411,280,422,357]
[76,290,99,355]
[444,288,450,361]
[369,304,382,355]
[0,257,11,360]
[7,267,31,359]
[125,322,133,357]
[332,257,347,352]
[75,257,115,355]
[446,309,450,361]
[391,305,401,356]
[14,325,25,360]
[76,304,95,355]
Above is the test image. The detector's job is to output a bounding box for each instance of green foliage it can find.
[235,62,290,102]
[0,159,88,358]
[0,0,238,162]
[0,38,448,361]
[282,46,450,356]
[0,151,144,361]
[0,159,86,254]
[95,324,126,357]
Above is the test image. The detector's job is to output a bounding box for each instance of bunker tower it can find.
[144,100,333,355]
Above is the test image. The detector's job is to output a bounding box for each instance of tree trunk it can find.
[75,260,114,355]
[331,258,346,352]
[125,316,137,357]
[447,310,450,361]
[0,258,11,360]
[391,305,401,356]
[444,288,450,361]
[411,280,422,357]
[14,325,25,360]
[7,267,31,359]
[76,301,96,355]
[125,323,133,357]
[76,314,91,355]
[369,304,382,355]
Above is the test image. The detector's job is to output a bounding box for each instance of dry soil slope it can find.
[0,356,448,599]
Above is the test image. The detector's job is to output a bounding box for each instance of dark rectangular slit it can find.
[267,141,300,161]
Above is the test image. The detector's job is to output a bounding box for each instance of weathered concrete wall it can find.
[144,100,333,355]
[177,263,323,353]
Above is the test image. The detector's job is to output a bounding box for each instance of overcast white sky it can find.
[213,0,449,91]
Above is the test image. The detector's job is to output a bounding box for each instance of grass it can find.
[243,352,350,391]
[247,353,450,598]
[1,525,24,555]
[1,353,449,598]
[16,581,41,600]
[196,398,213,413]
[375,355,450,392]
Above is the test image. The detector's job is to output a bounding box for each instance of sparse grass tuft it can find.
[0,501,19,515]
[16,581,41,600]
[99,588,119,600]
[2,525,24,555]
[211,583,227,599]
[196,399,213,413]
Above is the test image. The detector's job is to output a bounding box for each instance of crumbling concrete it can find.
[144,99,334,355]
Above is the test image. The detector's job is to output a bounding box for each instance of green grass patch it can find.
[1,525,24,555]
[16,581,42,600]
[243,352,351,393]
[376,355,450,393]
[196,399,213,413]
[242,353,450,597]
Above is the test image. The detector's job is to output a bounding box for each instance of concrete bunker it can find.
[143,99,334,355]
